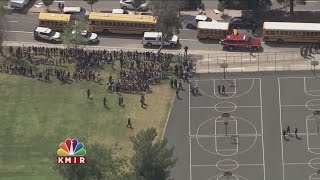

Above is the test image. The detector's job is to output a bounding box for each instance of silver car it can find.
[72,30,99,44]
[33,27,61,43]
[120,0,149,11]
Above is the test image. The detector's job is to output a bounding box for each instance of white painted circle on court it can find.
[216,159,239,171]
[308,158,320,169]
[208,173,248,180]
[214,101,237,113]
[217,174,239,180]
[306,114,320,155]
[309,173,320,180]
[305,99,320,111]
[196,115,258,156]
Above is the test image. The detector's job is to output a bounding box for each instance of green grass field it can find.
[0,62,174,179]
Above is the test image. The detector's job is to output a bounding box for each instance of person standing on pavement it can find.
[295,128,299,139]
[282,129,287,138]
[178,80,183,90]
[176,89,180,99]
[222,85,226,94]
[286,126,291,135]
[218,85,221,94]
[184,45,189,56]
[174,79,178,89]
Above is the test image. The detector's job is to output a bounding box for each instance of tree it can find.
[132,0,145,14]
[84,0,99,11]
[218,0,271,10]
[61,17,88,49]
[130,128,177,180]
[42,0,54,11]
[55,141,127,180]
[0,5,6,56]
[149,0,183,54]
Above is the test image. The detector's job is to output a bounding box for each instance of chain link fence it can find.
[193,51,317,73]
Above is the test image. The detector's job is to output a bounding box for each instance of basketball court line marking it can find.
[190,105,261,109]
[196,78,255,99]
[192,163,264,167]
[306,114,320,154]
[260,78,266,180]
[278,77,316,79]
[285,162,320,165]
[192,77,261,82]
[190,134,262,138]
[215,117,239,156]
[216,149,238,152]
[189,83,191,136]
[188,83,192,180]
[304,77,320,97]
[196,115,259,156]
[278,78,285,180]
[308,90,320,92]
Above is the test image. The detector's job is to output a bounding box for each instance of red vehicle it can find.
[220,34,261,51]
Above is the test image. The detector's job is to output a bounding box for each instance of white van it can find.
[142,32,179,48]
[63,7,90,20]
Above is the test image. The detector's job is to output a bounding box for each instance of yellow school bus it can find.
[38,13,71,31]
[88,12,157,34]
[263,22,320,43]
[197,21,229,40]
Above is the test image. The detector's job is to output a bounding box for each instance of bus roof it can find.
[39,13,71,22]
[263,22,320,31]
[89,12,157,24]
[197,21,229,30]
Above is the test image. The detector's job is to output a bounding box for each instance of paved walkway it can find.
[3,41,320,73]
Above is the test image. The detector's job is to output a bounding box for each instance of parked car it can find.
[71,30,99,44]
[142,32,179,48]
[229,17,262,29]
[33,27,61,43]
[220,34,261,51]
[120,0,148,11]
[63,7,90,20]
[10,0,29,10]
[186,15,212,29]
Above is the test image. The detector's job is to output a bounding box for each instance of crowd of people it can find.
[3,46,194,95]
[300,44,320,58]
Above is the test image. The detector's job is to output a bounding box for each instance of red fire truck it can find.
[220,34,262,51]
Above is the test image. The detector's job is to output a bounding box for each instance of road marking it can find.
[5,30,33,34]
[306,1,318,2]
[7,21,19,23]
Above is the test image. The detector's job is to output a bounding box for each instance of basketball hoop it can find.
[224,171,232,180]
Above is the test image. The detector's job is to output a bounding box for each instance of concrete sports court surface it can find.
[164,72,320,180]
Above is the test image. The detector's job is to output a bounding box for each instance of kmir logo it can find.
[57,138,86,164]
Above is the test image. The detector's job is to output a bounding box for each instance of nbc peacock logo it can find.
[57,138,86,164]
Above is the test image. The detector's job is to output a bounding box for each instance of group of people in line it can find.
[300,44,320,58]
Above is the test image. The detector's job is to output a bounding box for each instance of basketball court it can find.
[168,73,320,180]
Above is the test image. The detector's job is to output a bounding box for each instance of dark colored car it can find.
[230,17,262,29]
